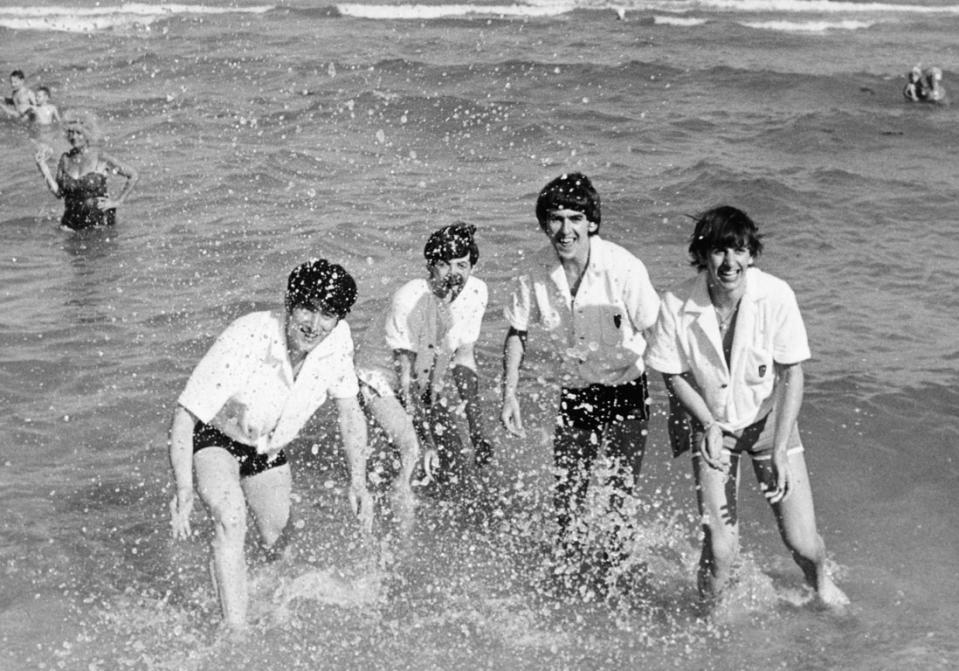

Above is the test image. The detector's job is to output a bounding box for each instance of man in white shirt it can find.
[646,205,848,610]
[356,223,492,499]
[168,259,372,630]
[500,173,660,564]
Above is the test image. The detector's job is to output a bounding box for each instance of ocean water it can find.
[1,1,958,669]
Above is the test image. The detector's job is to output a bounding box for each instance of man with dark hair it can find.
[355,222,492,499]
[168,258,372,631]
[501,172,660,565]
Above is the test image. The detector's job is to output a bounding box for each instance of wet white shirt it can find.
[178,310,359,452]
[504,237,660,388]
[355,276,488,395]
[646,268,810,432]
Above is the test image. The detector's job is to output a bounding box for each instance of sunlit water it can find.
[1,1,958,669]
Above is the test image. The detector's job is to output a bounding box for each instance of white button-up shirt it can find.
[646,268,810,432]
[355,276,487,395]
[178,310,359,452]
[504,236,660,388]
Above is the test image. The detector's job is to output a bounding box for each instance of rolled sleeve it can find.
[772,286,811,364]
[645,298,688,375]
[504,274,532,331]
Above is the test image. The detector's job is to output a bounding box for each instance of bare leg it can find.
[693,452,742,602]
[242,463,292,557]
[752,451,849,608]
[194,449,249,629]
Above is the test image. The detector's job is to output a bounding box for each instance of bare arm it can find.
[35,148,61,197]
[168,404,198,539]
[767,361,804,503]
[336,395,373,533]
[99,151,139,208]
[500,327,527,437]
[452,345,492,464]
[663,372,725,470]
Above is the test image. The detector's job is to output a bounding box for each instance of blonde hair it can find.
[62,109,104,145]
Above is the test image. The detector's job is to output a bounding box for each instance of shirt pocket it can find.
[599,306,626,345]
[742,346,773,385]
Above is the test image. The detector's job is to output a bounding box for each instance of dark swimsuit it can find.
[57,172,116,230]
[192,421,288,479]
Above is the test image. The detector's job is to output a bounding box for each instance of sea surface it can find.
[1,1,958,669]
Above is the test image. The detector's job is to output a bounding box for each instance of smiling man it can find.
[500,172,660,567]
[168,258,372,631]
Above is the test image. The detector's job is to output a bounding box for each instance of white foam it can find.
[336,3,573,20]
[741,19,878,32]
[0,3,274,33]
[653,15,709,26]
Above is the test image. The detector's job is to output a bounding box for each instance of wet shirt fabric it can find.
[355,276,487,397]
[504,237,660,388]
[646,267,810,433]
[57,171,115,230]
[178,310,359,454]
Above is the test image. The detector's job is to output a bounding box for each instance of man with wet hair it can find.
[501,172,660,565]
[169,258,373,631]
[356,222,492,499]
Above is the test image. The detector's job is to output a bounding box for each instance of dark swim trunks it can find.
[192,421,288,479]
[557,373,649,433]
[58,172,116,230]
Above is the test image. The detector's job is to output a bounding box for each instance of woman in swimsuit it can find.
[34,109,138,231]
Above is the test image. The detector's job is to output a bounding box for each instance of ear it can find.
[588,220,599,235]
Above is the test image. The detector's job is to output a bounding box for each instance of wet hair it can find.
[62,109,104,145]
[285,258,357,318]
[535,172,601,234]
[10,70,24,80]
[688,205,764,270]
[423,222,479,266]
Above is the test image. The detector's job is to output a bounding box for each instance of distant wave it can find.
[335,3,571,19]
[0,3,274,33]
[652,15,708,26]
[336,0,959,21]
[741,19,878,31]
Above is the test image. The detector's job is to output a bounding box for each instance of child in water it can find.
[31,86,61,126]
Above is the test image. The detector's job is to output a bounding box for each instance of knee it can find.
[212,507,247,547]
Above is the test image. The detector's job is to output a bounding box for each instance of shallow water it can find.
[1,1,958,669]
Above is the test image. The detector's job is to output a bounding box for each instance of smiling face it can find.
[427,253,472,300]
[65,127,88,149]
[544,207,596,264]
[705,244,753,300]
[285,305,339,359]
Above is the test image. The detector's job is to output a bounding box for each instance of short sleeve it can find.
[177,317,256,422]
[503,274,532,331]
[623,257,661,332]
[384,281,425,353]
[327,325,361,399]
[645,296,688,376]
[771,285,811,364]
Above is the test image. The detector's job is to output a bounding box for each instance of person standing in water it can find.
[355,223,493,500]
[169,259,373,631]
[646,205,849,610]
[2,69,36,120]
[34,109,138,231]
[500,172,660,565]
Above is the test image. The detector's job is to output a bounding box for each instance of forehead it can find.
[431,252,472,265]
[546,207,589,219]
